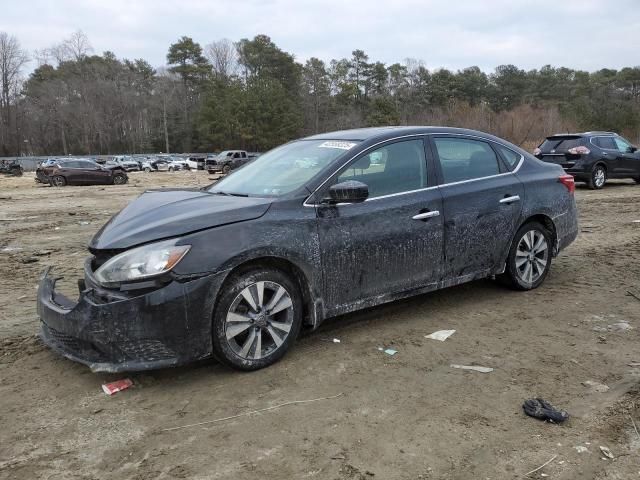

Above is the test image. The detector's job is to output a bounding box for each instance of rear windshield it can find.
[539,136,583,153]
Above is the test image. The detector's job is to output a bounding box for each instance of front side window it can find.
[613,136,632,152]
[337,139,427,198]
[208,140,358,197]
[434,137,500,183]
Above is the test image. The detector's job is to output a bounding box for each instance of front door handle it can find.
[499,195,520,204]
[412,210,440,221]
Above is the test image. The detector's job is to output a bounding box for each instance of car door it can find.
[60,161,84,184]
[81,160,112,184]
[592,136,622,174]
[430,135,524,279]
[612,136,640,176]
[315,137,444,312]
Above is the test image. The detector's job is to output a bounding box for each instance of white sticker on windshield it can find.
[318,141,357,150]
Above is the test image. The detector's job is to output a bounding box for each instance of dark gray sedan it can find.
[38,127,578,372]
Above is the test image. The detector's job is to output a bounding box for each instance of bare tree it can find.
[205,39,238,79]
[0,32,29,154]
[62,30,93,60]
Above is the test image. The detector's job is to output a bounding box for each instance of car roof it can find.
[546,131,618,139]
[303,126,507,143]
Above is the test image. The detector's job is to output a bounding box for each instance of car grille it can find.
[118,339,176,362]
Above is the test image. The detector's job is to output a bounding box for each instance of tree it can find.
[0,32,29,155]
[205,39,238,81]
[167,36,210,151]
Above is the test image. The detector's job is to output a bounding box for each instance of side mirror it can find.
[628,146,637,153]
[327,180,369,204]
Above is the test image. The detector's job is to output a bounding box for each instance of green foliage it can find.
[8,33,640,157]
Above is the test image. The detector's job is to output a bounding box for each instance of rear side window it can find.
[433,137,500,183]
[593,136,617,150]
[495,145,521,168]
[539,137,583,153]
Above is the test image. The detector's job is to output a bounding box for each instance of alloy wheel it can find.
[515,229,549,284]
[594,167,606,188]
[225,281,294,360]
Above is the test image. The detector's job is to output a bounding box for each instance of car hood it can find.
[89,189,272,250]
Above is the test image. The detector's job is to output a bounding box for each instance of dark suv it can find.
[534,132,640,189]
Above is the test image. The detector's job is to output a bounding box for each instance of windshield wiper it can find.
[213,191,249,197]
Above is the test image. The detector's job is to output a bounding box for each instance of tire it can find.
[168,166,174,172]
[587,164,607,189]
[144,167,151,173]
[499,221,553,291]
[112,173,127,185]
[51,175,66,187]
[634,176,640,184]
[222,164,231,174]
[212,267,303,371]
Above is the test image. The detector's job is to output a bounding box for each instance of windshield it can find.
[208,140,358,197]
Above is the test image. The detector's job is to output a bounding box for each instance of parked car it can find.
[37,127,578,373]
[106,156,140,172]
[142,158,170,172]
[534,131,640,189]
[41,158,128,186]
[187,155,205,170]
[206,150,252,174]
[0,159,24,177]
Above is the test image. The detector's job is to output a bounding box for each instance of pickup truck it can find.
[206,150,253,174]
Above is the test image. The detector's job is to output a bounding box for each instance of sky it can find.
[2,0,640,73]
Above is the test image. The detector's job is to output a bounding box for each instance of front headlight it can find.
[94,239,190,285]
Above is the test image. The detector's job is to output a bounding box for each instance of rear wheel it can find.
[212,267,303,371]
[587,165,607,189]
[144,167,151,173]
[112,173,127,185]
[500,222,552,291]
[51,175,66,187]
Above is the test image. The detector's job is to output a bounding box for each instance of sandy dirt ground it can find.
[1,171,639,480]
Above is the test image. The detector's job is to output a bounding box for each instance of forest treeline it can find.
[0,30,639,156]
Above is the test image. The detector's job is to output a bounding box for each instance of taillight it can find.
[567,146,590,155]
[533,147,541,156]
[559,174,575,194]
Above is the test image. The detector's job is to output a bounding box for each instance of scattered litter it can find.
[627,290,640,302]
[608,321,632,332]
[54,227,60,230]
[599,446,614,459]
[582,380,610,393]
[321,337,341,343]
[597,336,607,344]
[574,445,589,453]
[378,347,397,356]
[450,364,493,373]
[1,246,21,252]
[68,212,76,216]
[78,221,90,225]
[540,474,548,478]
[630,415,640,440]
[633,220,640,223]
[102,378,133,395]
[629,362,640,367]
[424,329,456,341]
[332,338,341,343]
[162,392,344,432]
[524,454,557,477]
[523,398,569,423]
[20,257,39,264]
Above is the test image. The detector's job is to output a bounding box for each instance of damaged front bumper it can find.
[37,262,227,372]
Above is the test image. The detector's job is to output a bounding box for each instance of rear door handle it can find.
[499,195,520,204]
[412,210,440,220]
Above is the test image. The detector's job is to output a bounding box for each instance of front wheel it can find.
[212,267,303,371]
[222,164,231,174]
[587,165,607,189]
[499,222,552,291]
